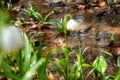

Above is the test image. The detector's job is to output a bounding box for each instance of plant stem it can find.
[101,75,106,80]
[17,50,22,77]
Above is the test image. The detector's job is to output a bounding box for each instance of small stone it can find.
[98,31,109,40]
[97,39,109,48]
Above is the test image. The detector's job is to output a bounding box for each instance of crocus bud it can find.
[0,25,24,53]
[66,19,79,31]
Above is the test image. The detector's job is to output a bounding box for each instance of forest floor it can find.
[1,0,120,80]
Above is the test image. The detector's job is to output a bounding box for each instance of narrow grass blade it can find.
[0,56,20,79]
[22,33,32,72]
[22,58,48,80]
[37,53,50,80]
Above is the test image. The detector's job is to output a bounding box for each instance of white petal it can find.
[1,25,24,52]
[1,28,11,51]
[66,19,78,31]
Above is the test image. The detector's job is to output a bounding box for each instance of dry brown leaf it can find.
[99,1,106,7]
[78,5,85,11]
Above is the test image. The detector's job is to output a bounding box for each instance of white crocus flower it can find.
[66,19,79,31]
[0,25,24,52]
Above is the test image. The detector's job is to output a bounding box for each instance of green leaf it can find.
[44,11,54,21]
[22,58,47,80]
[55,58,67,73]
[0,11,11,25]
[22,33,32,72]
[114,57,120,80]
[117,56,120,67]
[110,32,115,42]
[63,14,72,35]
[100,49,113,57]
[82,63,91,67]
[37,53,50,80]
[0,56,20,79]
[114,68,120,80]
[86,67,96,79]
[35,12,43,21]
[106,0,111,6]
[50,60,65,77]
[16,50,23,76]
[92,56,107,76]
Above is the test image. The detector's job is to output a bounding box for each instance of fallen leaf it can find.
[99,1,106,7]
[78,5,85,11]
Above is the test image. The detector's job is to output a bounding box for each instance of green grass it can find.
[50,44,90,80]
[0,1,120,79]
[0,26,119,80]
[21,2,54,24]
[0,33,50,80]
